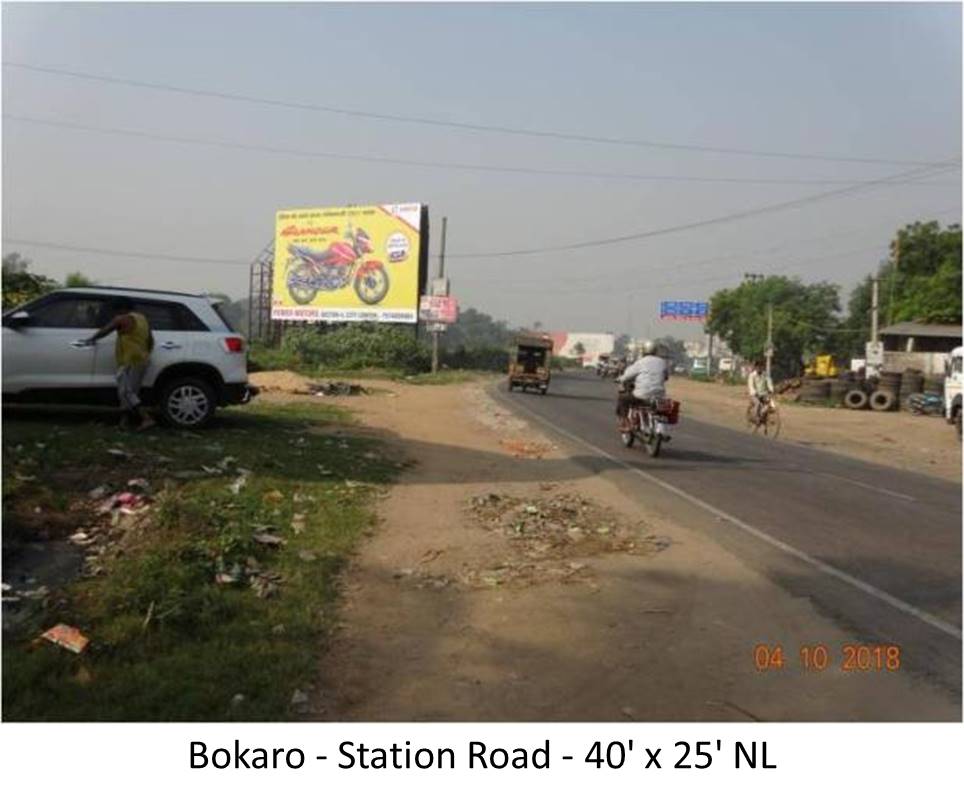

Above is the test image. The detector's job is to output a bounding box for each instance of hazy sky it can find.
[2,2,961,339]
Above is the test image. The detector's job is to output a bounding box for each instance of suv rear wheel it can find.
[159,376,216,428]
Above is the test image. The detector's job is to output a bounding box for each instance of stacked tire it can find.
[923,374,945,396]
[899,369,924,411]
[874,371,901,412]
[797,377,830,404]
[828,377,849,406]
[844,388,869,410]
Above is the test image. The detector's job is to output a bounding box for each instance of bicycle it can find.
[746,395,781,438]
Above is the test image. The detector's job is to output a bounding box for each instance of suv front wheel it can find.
[159,376,217,428]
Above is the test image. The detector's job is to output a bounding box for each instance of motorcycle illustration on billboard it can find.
[284,224,390,306]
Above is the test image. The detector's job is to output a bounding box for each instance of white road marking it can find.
[814,471,917,502]
[502,393,962,641]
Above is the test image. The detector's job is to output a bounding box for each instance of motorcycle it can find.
[285,224,390,306]
[907,391,944,416]
[619,387,680,457]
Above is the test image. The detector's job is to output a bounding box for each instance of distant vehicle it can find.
[2,287,256,428]
[690,356,709,376]
[596,354,611,376]
[718,357,734,373]
[507,334,553,394]
[945,346,962,438]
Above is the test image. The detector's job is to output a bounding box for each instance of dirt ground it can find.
[248,373,955,721]
[672,377,961,483]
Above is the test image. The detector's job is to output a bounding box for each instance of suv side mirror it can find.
[4,310,32,328]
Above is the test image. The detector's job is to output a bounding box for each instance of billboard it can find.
[659,300,709,321]
[549,332,616,367]
[272,203,426,322]
[419,295,459,324]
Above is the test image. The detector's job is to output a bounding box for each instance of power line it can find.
[6,177,958,274]
[442,161,960,259]
[1,238,248,266]
[468,204,963,295]
[3,60,951,168]
[492,221,913,292]
[6,113,960,188]
[485,244,887,297]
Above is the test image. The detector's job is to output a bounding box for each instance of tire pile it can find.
[923,374,946,396]
[796,376,831,404]
[790,368,945,413]
[897,369,924,411]
[868,370,901,411]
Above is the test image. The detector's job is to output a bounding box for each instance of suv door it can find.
[2,293,110,395]
[91,298,208,390]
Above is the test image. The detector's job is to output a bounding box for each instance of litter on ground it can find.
[40,624,90,654]
[499,439,556,459]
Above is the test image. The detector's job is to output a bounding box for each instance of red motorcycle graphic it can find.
[285,225,390,306]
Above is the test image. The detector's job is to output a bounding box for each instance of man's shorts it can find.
[117,364,148,410]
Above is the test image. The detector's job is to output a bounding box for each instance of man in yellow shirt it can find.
[84,298,156,430]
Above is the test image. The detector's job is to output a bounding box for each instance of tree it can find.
[707,276,842,379]
[2,252,59,310]
[653,336,688,369]
[840,220,961,355]
[886,221,961,324]
[436,307,517,351]
[572,341,586,357]
[65,271,96,287]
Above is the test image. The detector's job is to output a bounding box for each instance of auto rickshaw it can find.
[507,334,553,394]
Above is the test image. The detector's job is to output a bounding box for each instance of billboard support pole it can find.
[431,216,448,374]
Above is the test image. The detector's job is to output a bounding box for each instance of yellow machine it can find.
[804,354,840,378]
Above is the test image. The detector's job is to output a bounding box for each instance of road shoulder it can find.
[312,378,957,721]
[671,377,961,484]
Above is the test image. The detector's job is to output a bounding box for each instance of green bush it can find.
[280,324,430,373]
[441,345,508,372]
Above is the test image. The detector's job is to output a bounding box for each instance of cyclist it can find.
[617,340,668,429]
[747,359,774,423]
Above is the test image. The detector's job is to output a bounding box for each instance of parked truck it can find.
[945,346,962,439]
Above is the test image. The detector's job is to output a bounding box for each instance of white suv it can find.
[2,287,256,428]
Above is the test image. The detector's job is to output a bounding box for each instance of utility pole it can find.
[431,216,448,374]
[887,235,900,326]
[765,303,774,379]
[870,273,879,344]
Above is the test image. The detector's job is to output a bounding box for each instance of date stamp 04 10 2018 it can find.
[753,644,902,673]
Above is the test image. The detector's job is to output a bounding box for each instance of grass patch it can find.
[2,399,400,721]
[400,369,497,386]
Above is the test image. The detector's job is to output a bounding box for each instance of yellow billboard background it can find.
[271,203,422,322]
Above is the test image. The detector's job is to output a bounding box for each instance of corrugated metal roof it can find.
[879,321,962,338]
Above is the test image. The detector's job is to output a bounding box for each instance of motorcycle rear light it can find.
[223,337,245,353]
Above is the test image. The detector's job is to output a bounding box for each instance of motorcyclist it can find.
[747,359,774,421]
[617,340,669,430]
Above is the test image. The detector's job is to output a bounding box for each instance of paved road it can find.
[498,371,962,703]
